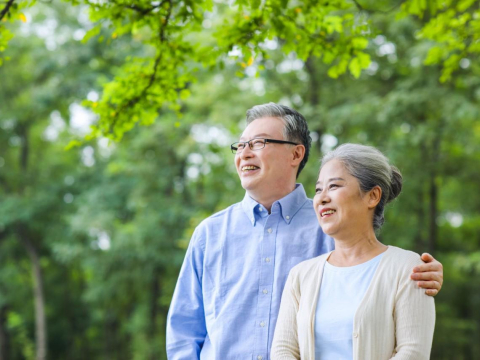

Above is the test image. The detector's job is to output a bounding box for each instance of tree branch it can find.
[108,0,173,135]
[352,0,405,14]
[0,0,15,21]
[88,0,166,16]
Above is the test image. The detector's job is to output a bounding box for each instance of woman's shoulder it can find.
[383,246,424,271]
[289,252,331,280]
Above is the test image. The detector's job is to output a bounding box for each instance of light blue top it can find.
[166,184,334,360]
[314,252,385,360]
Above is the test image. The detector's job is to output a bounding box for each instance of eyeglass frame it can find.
[230,138,299,154]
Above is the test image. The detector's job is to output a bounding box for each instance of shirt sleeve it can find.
[390,257,436,360]
[271,270,301,360]
[166,226,207,360]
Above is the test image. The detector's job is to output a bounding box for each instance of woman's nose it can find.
[318,190,330,205]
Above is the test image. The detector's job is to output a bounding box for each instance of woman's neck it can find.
[329,231,387,267]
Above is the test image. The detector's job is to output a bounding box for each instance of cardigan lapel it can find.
[305,252,332,359]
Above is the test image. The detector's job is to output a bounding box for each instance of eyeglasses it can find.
[230,138,299,154]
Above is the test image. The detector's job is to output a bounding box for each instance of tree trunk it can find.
[428,173,437,254]
[427,133,441,254]
[149,269,161,360]
[0,305,9,360]
[19,124,29,172]
[16,124,47,360]
[305,57,320,106]
[414,189,426,253]
[19,236,47,360]
[305,57,325,153]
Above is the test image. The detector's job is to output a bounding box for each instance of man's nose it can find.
[240,145,254,159]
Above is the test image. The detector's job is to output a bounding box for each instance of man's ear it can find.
[367,186,382,208]
[292,145,305,166]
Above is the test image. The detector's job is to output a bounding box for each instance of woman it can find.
[271,144,435,360]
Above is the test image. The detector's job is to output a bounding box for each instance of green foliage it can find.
[400,0,480,82]
[1,0,478,139]
[0,0,479,359]
[0,0,34,64]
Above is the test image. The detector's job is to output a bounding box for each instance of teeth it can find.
[321,210,335,217]
[242,166,259,171]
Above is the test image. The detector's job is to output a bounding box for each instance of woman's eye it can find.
[329,184,338,189]
[315,188,322,194]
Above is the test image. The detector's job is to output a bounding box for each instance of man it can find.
[167,103,443,359]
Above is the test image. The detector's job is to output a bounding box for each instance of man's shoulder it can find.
[198,201,244,227]
[192,201,246,236]
[189,202,244,248]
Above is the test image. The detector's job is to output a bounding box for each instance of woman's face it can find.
[313,159,375,239]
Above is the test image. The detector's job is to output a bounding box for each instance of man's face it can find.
[235,117,296,197]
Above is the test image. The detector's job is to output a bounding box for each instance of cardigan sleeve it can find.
[271,270,301,360]
[390,257,436,360]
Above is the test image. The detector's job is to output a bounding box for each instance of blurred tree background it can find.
[0,0,479,359]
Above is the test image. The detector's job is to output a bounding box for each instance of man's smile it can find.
[241,165,260,172]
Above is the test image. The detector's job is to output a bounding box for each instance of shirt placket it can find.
[254,208,279,360]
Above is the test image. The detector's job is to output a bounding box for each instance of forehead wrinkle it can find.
[239,132,274,141]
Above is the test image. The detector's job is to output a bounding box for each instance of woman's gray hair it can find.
[321,143,403,230]
[246,102,311,178]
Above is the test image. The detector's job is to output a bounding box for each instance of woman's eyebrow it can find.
[316,177,345,186]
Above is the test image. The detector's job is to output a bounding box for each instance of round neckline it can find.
[325,247,389,272]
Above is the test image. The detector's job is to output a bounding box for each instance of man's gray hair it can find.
[246,102,311,178]
[321,143,403,231]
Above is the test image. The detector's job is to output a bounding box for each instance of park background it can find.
[1,0,479,359]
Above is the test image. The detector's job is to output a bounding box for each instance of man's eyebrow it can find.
[239,133,271,141]
[316,177,345,186]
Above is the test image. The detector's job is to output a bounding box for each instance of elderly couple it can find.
[167,103,441,359]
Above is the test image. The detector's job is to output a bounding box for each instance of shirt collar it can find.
[241,184,309,226]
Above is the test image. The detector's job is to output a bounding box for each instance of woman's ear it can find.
[367,186,382,209]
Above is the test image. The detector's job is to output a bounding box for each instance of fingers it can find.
[412,253,444,297]
[416,280,441,291]
[412,262,442,273]
[410,271,442,283]
[425,289,439,297]
[421,252,435,262]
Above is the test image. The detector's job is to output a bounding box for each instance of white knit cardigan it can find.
[271,246,435,360]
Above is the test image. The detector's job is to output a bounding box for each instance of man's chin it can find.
[240,179,259,192]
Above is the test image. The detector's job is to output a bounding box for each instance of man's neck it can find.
[247,184,297,213]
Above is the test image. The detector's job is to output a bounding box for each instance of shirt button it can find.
[286,215,290,220]
[265,257,270,263]
[257,356,263,360]
[259,207,263,212]
[267,228,272,233]
[262,289,268,294]
[260,321,265,327]
[353,332,358,338]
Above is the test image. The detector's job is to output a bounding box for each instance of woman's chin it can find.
[320,225,337,237]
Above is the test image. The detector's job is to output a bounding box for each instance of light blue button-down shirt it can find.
[166,184,334,359]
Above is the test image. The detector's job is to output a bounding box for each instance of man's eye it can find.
[237,143,245,149]
[252,140,264,145]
